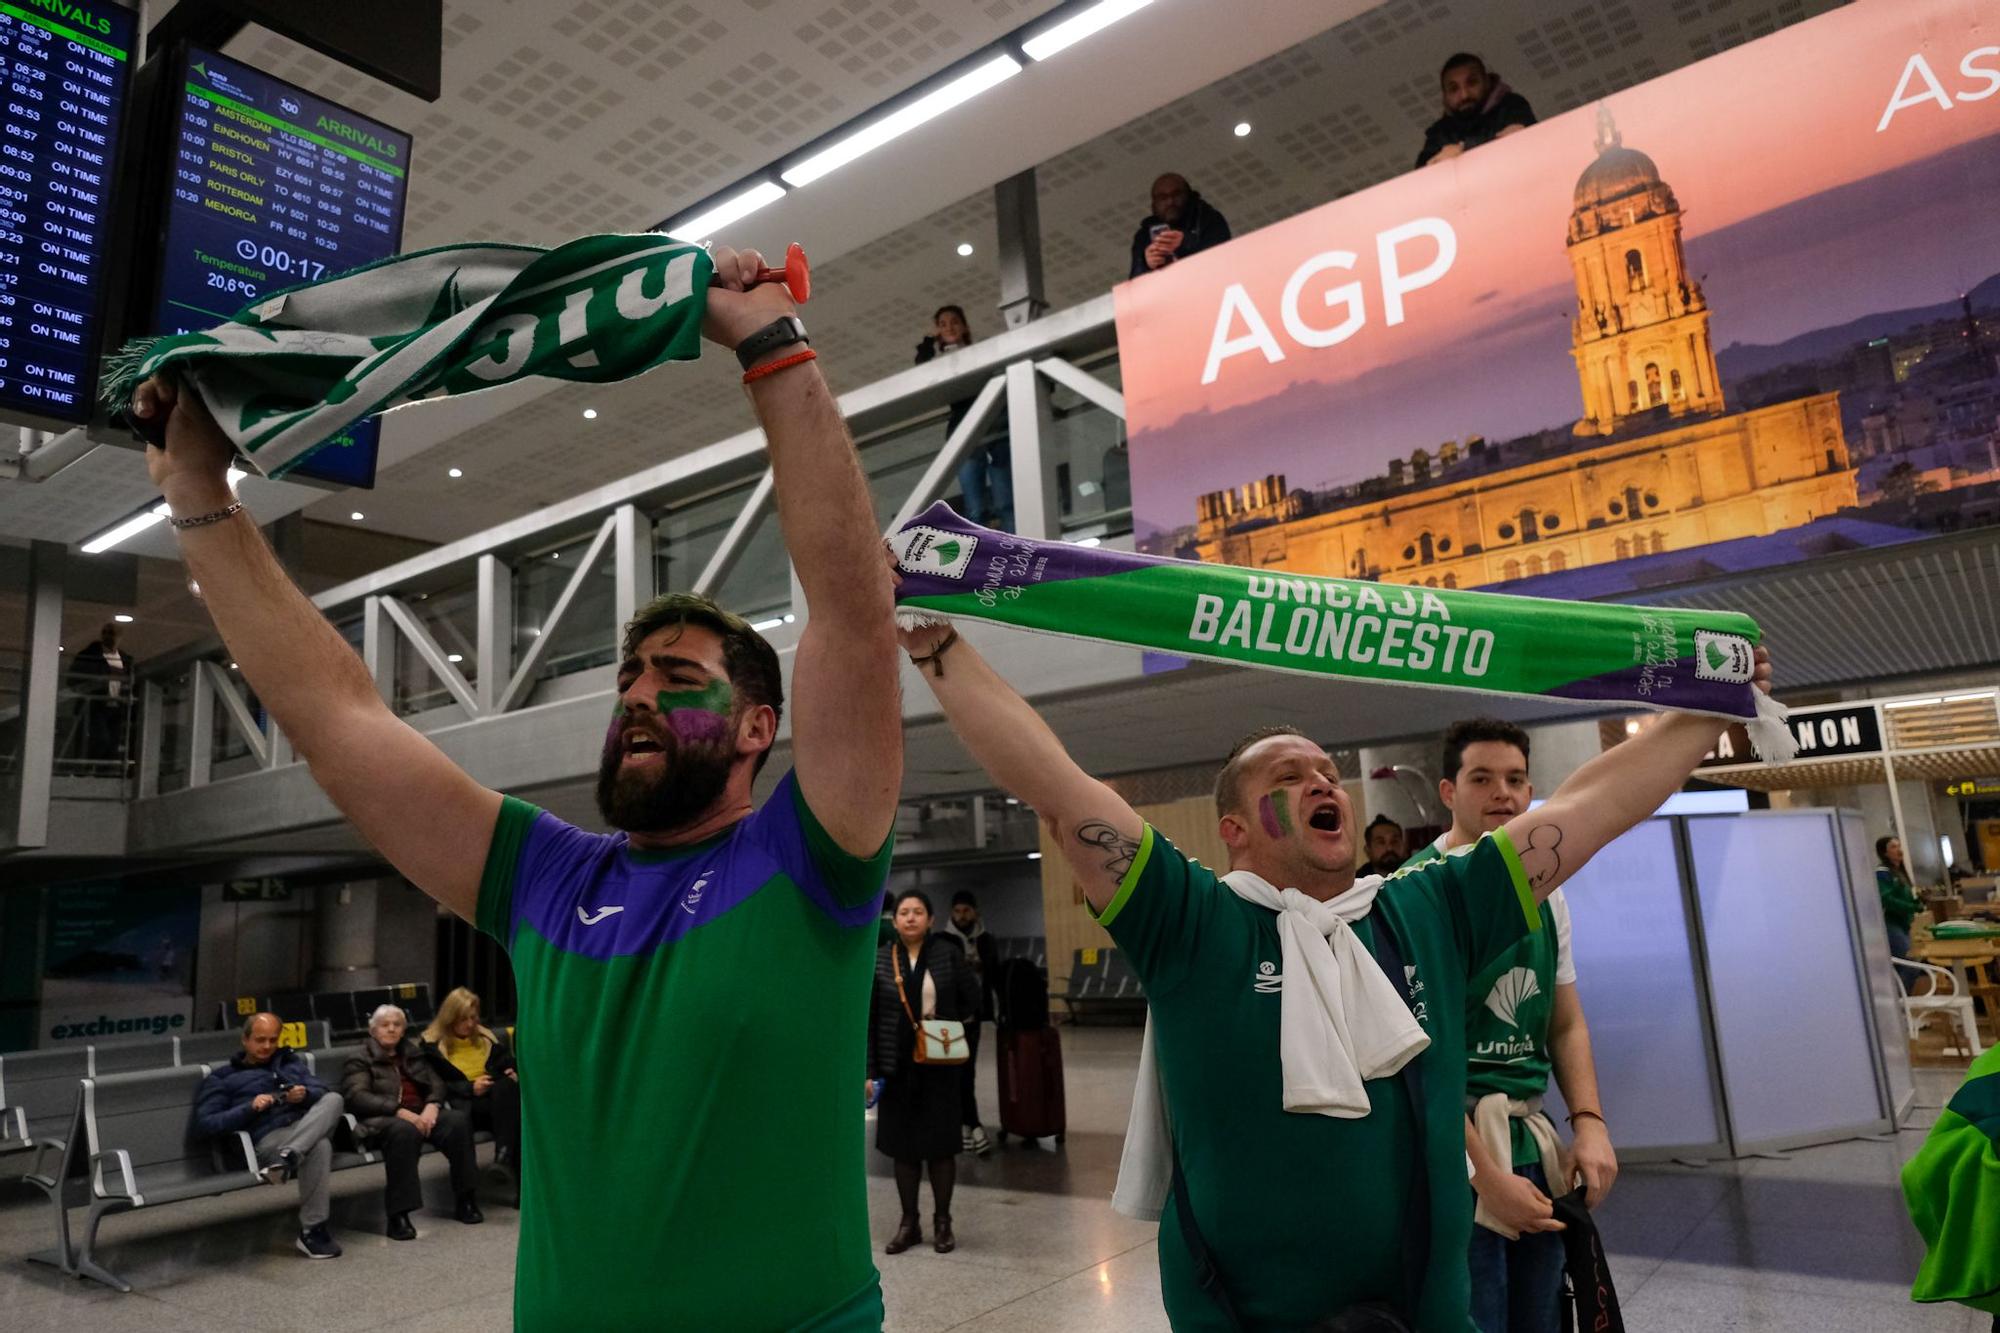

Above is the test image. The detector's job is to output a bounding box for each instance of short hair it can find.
[240,1011,279,1038]
[367,1004,408,1030]
[620,591,785,775]
[1440,52,1486,81]
[1441,718,1531,784]
[1365,814,1403,838]
[1213,725,1307,817]
[894,889,934,917]
[951,890,978,908]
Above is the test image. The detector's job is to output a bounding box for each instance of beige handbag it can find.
[894,953,969,1065]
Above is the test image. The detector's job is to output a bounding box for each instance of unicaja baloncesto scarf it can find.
[890,502,1795,760]
[103,233,712,480]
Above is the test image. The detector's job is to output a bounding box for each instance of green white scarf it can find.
[890,503,1795,760]
[104,233,711,479]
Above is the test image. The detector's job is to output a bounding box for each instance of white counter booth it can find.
[1545,801,1912,1161]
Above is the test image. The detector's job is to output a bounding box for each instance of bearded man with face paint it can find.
[894,618,1771,1331]
[130,245,903,1332]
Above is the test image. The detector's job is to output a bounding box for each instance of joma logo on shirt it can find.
[576,904,624,926]
[1252,960,1281,993]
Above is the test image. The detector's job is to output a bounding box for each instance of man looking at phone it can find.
[194,1012,345,1259]
[1129,172,1232,277]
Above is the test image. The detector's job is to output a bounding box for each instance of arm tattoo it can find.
[1520,823,1564,891]
[1076,820,1140,877]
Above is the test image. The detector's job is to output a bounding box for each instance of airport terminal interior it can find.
[2,0,1998,1329]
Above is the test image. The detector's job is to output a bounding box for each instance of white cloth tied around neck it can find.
[1111,868,1431,1220]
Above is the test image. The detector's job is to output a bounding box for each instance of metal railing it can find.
[133,298,1127,797]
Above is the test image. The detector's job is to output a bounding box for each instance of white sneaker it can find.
[968,1125,993,1156]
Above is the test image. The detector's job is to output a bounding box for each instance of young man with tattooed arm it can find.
[896,616,1770,1332]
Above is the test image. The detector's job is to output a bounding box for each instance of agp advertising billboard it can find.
[1114,0,2000,598]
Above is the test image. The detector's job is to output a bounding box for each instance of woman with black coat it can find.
[868,889,980,1255]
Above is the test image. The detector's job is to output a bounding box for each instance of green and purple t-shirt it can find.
[477,770,891,1331]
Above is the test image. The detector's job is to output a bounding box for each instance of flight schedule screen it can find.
[0,0,137,428]
[152,47,411,486]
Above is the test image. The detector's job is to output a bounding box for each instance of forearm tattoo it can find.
[1519,823,1564,891]
[1076,820,1140,877]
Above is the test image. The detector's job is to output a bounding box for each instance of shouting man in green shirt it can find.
[130,246,903,1330]
[1402,718,1617,1333]
[896,613,1770,1332]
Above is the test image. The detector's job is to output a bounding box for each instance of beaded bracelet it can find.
[741,348,818,385]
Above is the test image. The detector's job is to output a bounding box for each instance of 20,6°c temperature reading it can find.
[235,239,324,282]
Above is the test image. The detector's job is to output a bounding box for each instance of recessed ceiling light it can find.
[113,613,134,623]
[956,242,973,257]
[1027,851,1042,860]
[582,408,598,420]
[446,653,464,664]
[1233,121,1252,137]
[448,467,463,478]
[229,662,239,670]
[349,511,364,521]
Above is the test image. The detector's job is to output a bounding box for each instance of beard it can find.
[594,731,735,834]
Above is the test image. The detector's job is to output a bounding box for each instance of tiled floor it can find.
[0,1028,1984,1331]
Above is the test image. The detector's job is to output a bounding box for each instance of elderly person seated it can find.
[342,1003,482,1239]
[194,1012,345,1258]
[421,986,521,1173]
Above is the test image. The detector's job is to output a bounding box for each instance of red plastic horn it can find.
[752,242,811,304]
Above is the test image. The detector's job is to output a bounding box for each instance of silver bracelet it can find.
[167,501,244,530]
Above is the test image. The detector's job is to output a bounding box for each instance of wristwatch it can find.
[735,315,810,371]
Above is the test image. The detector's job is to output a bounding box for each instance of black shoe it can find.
[455,1192,484,1225]
[296,1223,341,1259]
[933,1212,956,1254]
[275,1147,300,1182]
[386,1212,417,1241]
[884,1215,922,1255]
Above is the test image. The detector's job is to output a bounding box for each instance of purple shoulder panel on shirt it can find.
[509,773,876,959]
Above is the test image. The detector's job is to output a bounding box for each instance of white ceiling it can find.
[4,0,1845,576]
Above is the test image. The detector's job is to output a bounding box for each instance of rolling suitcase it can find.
[995,1024,1066,1144]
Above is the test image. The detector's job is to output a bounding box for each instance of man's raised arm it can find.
[1503,648,1773,901]
[896,621,1142,913]
[133,380,500,920]
[702,248,900,857]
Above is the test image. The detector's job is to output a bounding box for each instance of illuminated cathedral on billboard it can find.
[1191,111,1859,589]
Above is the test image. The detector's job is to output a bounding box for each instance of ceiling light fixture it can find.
[1233,120,1252,137]
[448,467,463,478]
[782,55,1021,187]
[1883,696,1943,709]
[349,511,365,521]
[1021,0,1153,61]
[582,408,598,420]
[447,653,464,664]
[956,242,974,257]
[1027,851,1042,860]
[114,614,134,623]
[1071,535,1102,547]
[81,503,171,554]
[665,179,786,242]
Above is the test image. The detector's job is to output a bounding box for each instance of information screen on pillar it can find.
[0,0,139,429]
[150,46,411,487]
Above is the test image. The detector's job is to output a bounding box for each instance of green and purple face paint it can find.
[1258,789,1295,841]
[602,677,735,760]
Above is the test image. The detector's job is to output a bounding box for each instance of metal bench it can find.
[1059,947,1146,1024]
[176,1020,330,1069]
[1,1048,92,1272]
[74,1066,265,1291]
[86,1036,180,1076]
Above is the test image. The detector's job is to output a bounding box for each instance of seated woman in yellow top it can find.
[421,987,521,1177]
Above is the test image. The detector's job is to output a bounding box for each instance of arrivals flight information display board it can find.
[0,0,138,428]
[151,47,410,486]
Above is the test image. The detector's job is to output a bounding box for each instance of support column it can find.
[476,554,514,715]
[993,168,1048,330]
[1006,360,1060,540]
[313,880,381,992]
[11,541,65,848]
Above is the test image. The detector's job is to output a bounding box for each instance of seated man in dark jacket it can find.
[342,1003,481,1240]
[193,1012,344,1259]
[1416,52,1536,167]
[1128,173,1231,278]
